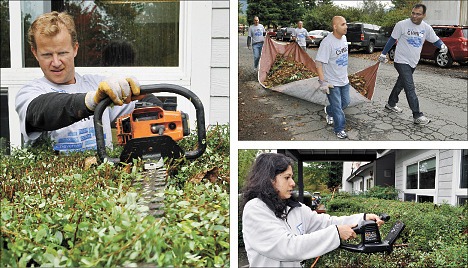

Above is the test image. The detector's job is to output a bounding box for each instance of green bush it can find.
[364,186,400,200]
[309,196,468,267]
[0,124,230,267]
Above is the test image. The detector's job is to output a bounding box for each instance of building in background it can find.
[422,0,468,25]
[342,150,467,206]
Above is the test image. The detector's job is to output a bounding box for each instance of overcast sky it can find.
[333,0,394,8]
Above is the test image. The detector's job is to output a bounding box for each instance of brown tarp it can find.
[258,35,380,106]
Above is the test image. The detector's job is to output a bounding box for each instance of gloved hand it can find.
[85,77,140,111]
[378,54,388,63]
[439,44,448,54]
[318,79,333,94]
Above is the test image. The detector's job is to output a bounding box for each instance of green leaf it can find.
[35,227,47,242]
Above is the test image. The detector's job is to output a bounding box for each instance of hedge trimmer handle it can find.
[94,84,206,163]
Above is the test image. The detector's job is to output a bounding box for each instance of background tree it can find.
[238,150,260,191]
[327,161,343,191]
[247,0,306,29]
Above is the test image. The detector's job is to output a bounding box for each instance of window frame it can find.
[403,150,438,204]
[2,0,216,149]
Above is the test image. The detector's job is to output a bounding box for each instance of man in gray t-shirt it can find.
[247,16,266,70]
[292,21,311,51]
[378,3,446,125]
[315,16,350,139]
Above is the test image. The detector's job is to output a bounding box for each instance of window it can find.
[366,178,373,190]
[22,0,179,67]
[0,0,10,68]
[417,195,434,203]
[404,193,416,202]
[461,150,468,189]
[406,157,436,190]
[458,196,468,206]
[0,88,9,154]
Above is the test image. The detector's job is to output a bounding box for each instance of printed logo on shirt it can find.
[407,36,423,47]
[50,87,67,93]
[336,53,348,67]
[296,223,304,235]
[254,29,263,37]
[53,131,106,152]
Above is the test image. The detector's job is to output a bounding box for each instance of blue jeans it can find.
[388,62,423,118]
[252,42,264,68]
[325,84,350,133]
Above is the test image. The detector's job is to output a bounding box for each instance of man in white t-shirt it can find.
[247,16,266,71]
[378,3,447,125]
[292,21,311,51]
[15,11,162,152]
[315,16,350,139]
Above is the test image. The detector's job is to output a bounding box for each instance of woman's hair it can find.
[28,11,78,50]
[241,153,296,219]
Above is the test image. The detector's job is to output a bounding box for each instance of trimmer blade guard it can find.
[119,136,184,163]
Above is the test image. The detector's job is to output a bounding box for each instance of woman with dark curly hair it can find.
[241,153,384,267]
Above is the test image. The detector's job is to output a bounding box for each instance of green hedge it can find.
[310,196,468,267]
[1,125,229,267]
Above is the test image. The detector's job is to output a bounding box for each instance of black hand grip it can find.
[94,84,206,163]
[380,214,390,222]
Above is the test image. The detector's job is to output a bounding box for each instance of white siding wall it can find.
[210,1,229,125]
[423,0,468,25]
[437,150,454,204]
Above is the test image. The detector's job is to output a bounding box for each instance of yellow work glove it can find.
[85,77,140,111]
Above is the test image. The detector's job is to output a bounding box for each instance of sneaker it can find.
[324,107,334,125]
[335,130,348,139]
[414,115,431,125]
[385,103,403,113]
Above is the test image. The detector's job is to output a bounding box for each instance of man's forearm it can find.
[316,61,325,81]
[382,37,396,55]
[26,93,92,133]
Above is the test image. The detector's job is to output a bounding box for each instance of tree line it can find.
[238,150,343,194]
[241,0,420,31]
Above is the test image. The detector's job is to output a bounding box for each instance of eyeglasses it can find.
[411,12,424,16]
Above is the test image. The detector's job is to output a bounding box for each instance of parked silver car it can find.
[306,30,330,47]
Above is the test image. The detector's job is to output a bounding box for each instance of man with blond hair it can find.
[315,16,350,139]
[15,11,161,152]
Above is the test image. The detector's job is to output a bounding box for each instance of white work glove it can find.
[439,44,448,54]
[85,77,140,111]
[378,54,388,63]
[318,80,333,94]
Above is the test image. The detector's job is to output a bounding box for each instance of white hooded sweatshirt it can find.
[242,198,364,267]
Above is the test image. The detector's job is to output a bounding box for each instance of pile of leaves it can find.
[0,124,230,267]
[348,73,368,97]
[263,54,317,88]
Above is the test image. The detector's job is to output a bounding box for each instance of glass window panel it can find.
[417,195,434,203]
[406,164,418,189]
[1,0,10,68]
[22,0,179,67]
[404,193,416,202]
[461,150,468,189]
[458,196,468,206]
[0,89,10,155]
[419,158,436,189]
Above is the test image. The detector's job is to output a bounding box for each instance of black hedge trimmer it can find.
[340,214,406,254]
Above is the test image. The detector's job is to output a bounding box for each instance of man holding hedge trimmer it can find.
[15,11,162,153]
[378,3,447,126]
